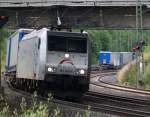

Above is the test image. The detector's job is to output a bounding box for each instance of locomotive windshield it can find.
[48,36,87,53]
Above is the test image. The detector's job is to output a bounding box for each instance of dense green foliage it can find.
[125,66,137,88]
[86,29,150,64]
[0,28,15,70]
[118,46,150,90]
[142,46,150,89]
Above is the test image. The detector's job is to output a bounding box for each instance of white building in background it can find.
[0,0,150,7]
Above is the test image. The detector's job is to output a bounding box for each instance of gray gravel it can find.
[100,75,118,84]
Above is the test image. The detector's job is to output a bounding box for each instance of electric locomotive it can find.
[5,28,91,98]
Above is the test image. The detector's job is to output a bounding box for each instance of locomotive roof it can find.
[48,31,88,39]
[8,28,33,39]
[21,28,89,41]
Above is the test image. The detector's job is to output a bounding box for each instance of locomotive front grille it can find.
[58,65,75,74]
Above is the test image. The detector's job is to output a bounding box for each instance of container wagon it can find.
[99,51,133,69]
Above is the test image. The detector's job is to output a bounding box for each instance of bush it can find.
[0,92,96,117]
[117,46,150,90]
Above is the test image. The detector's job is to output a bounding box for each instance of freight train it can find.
[5,28,91,98]
[99,51,134,69]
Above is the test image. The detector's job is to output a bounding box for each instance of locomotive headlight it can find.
[47,66,56,73]
[79,69,85,74]
[48,67,53,72]
[65,53,69,58]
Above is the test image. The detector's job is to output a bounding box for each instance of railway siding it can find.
[90,71,150,100]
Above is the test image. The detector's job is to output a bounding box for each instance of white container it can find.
[17,28,48,80]
[121,52,133,64]
[6,29,33,71]
[110,52,121,66]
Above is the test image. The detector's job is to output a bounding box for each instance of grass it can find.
[117,46,150,90]
[142,46,150,89]
[0,92,101,117]
[0,93,56,117]
[117,60,137,87]
[126,66,137,87]
[0,92,50,117]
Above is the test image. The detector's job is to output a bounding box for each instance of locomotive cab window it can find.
[48,35,87,53]
[68,39,86,53]
[48,36,67,51]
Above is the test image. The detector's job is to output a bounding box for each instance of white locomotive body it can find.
[5,28,91,97]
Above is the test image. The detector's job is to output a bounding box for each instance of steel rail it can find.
[54,97,150,117]
[86,101,150,117]
[86,91,150,107]
[90,71,117,78]
[98,79,150,94]
[91,71,150,95]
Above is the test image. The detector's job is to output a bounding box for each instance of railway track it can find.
[89,70,150,116]
[56,94,150,117]
[56,90,150,117]
[86,91,150,106]
[6,78,150,117]
[91,70,150,95]
[91,70,117,78]
[85,92,150,117]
